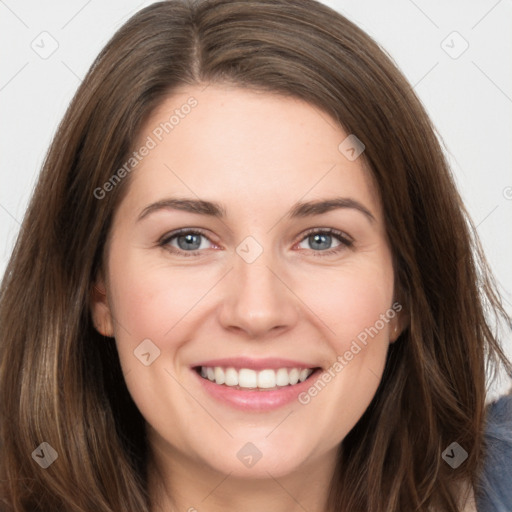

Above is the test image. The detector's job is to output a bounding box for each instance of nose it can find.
[218,251,300,338]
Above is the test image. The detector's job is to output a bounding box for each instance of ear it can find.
[388,303,409,343]
[90,275,114,338]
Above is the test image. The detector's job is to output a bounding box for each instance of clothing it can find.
[476,392,512,511]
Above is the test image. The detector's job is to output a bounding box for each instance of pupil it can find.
[178,234,201,250]
[310,233,331,250]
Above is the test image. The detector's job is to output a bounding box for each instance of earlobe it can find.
[390,323,400,343]
[90,279,114,338]
[389,310,409,343]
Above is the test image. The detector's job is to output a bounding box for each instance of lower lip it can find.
[192,368,322,411]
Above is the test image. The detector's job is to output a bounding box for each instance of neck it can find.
[147,441,337,512]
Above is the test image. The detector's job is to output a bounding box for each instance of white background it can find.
[1,1,511,393]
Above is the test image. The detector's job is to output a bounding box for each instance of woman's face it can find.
[92,84,401,480]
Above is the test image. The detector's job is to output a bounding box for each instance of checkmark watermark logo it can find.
[31,442,58,469]
[30,31,59,60]
[442,442,468,469]
[236,236,263,264]
[236,442,263,468]
[441,31,469,60]
[134,338,161,366]
[338,134,365,161]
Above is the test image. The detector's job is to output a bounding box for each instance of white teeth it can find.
[275,368,290,386]
[214,366,225,385]
[299,369,310,382]
[288,368,300,385]
[257,369,276,389]
[199,366,315,388]
[225,367,238,386]
[238,369,257,388]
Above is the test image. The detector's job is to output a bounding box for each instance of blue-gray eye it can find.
[161,230,213,252]
[298,232,342,251]
[176,233,203,250]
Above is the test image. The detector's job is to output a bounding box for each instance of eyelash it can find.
[158,227,353,258]
[300,227,354,256]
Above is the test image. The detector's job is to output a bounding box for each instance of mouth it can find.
[193,365,321,391]
[191,357,324,411]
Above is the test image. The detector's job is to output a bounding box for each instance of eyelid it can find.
[293,227,354,257]
[158,227,354,257]
[159,227,219,256]
[298,227,354,245]
[159,227,213,245]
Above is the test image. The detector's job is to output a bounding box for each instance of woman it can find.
[0,1,510,511]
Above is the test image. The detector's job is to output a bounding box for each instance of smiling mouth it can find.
[194,366,320,391]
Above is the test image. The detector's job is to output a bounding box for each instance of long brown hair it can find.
[1,1,510,510]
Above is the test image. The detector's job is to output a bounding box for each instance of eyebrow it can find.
[138,198,226,221]
[289,197,375,223]
[137,196,375,223]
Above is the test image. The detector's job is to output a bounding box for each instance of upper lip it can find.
[192,357,321,371]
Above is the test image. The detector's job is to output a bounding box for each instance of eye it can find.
[296,228,353,256]
[158,227,353,257]
[159,229,216,256]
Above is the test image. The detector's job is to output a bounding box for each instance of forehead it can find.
[123,84,381,217]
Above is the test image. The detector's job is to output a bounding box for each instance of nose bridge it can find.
[237,253,278,299]
[218,239,299,336]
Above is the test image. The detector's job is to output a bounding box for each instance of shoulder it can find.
[475,390,512,512]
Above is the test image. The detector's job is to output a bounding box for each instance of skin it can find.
[91,84,406,512]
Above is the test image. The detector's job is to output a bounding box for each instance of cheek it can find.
[294,261,395,442]
[299,259,395,349]
[105,251,215,430]
[108,248,220,341]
